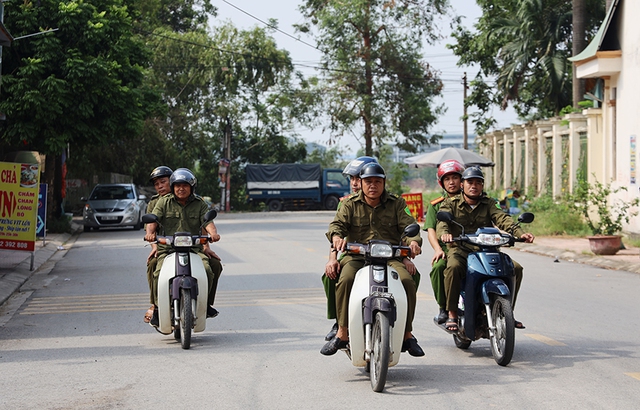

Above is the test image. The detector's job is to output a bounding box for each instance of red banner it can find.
[402,192,424,223]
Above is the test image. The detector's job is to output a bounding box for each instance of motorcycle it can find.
[435,211,534,366]
[142,210,217,349]
[341,223,420,392]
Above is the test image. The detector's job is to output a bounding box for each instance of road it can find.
[1,211,639,409]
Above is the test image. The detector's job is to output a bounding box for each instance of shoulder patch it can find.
[340,193,357,202]
[430,196,445,206]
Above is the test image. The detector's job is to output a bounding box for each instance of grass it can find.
[514,195,591,237]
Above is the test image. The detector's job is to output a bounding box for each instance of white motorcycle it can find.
[142,210,216,349]
[343,223,420,392]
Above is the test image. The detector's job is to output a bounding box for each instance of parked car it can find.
[81,184,147,231]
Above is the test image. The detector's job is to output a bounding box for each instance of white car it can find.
[82,184,147,231]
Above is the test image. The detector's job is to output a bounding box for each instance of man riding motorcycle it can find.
[423,159,464,324]
[144,168,223,327]
[436,167,534,332]
[322,163,425,357]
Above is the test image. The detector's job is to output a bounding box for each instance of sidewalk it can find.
[0,220,83,307]
[1,224,640,308]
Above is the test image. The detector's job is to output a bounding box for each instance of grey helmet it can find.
[359,163,386,179]
[170,168,197,193]
[342,156,378,177]
[149,166,173,182]
[461,166,484,181]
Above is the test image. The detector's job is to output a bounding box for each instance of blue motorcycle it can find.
[435,211,534,366]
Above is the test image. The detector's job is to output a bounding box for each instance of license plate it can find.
[101,216,118,220]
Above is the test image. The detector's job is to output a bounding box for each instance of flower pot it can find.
[586,235,622,255]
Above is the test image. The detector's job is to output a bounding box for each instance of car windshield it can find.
[90,187,134,200]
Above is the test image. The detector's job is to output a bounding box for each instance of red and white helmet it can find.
[437,159,465,188]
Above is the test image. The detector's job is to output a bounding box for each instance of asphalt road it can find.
[0,211,639,409]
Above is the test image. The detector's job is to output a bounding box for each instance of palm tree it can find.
[491,0,573,116]
[572,0,586,108]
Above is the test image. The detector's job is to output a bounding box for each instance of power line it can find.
[221,0,320,52]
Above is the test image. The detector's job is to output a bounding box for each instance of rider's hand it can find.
[409,241,421,258]
[325,258,340,280]
[204,247,221,260]
[332,236,346,252]
[521,233,535,243]
[146,248,158,263]
[402,258,417,275]
[209,233,221,242]
[441,234,453,243]
[144,232,156,242]
[431,248,446,265]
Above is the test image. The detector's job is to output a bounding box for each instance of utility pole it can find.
[463,72,468,150]
[225,117,231,212]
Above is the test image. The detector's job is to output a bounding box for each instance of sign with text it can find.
[36,183,48,238]
[0,161,41,251]
[401,192,424,223]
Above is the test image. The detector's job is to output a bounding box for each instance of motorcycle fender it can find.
[363,297,396,327]
[481,279,511,305]
[348,264,407,368]
[157,252,209,334]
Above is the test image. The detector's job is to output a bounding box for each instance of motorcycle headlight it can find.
[370,243,392,258]
[173,235,193,247]
[470,233,510,246]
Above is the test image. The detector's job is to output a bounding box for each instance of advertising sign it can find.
[0,161,41,251]
[401,192,424,223]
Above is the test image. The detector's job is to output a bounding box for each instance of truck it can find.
[246,163,350,211]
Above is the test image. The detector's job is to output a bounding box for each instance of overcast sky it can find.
[211,0,519,157]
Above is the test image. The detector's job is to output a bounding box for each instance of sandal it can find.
[515,320,526,329]
[445,318,458,332]
[143,306,155,323]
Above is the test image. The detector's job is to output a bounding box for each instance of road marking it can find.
[19,288,328,315]
[524,333,567,346]
[625,373,640,381]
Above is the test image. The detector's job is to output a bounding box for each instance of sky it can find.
[210,0,520,157]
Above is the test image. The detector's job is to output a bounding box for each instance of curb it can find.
[514,243,640,274]
[0,224,82,307]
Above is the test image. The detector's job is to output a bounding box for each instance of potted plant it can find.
[571,177,640,255]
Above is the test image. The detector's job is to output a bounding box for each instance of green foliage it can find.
[47,216,72,234]
[297,0,449,155]
[569,178,640,236]
[450,0,606,133]
[303,147,348,169]
[523,195,589,236]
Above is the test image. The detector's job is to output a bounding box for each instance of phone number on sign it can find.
[0,240,31,250]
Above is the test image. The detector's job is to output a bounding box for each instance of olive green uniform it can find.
[423,197,448,310]
[145,194,163,304]
[326,190,422,332]
[436,194,525,312]
[151,194,223,306]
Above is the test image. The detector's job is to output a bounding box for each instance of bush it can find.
[524,195,590,236]
[47,216,72,234]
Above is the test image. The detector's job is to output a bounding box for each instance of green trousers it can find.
[153,251,222,306]
[335,255,417,332]
[430,257,447,310]
[322,267,421,320]
[443,247,523,312]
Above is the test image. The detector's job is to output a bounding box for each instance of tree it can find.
[296,0,450,156]
[0,0,157,218]
[450,0,605,131]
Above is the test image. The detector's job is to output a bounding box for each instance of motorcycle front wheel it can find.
[180,288,193,349]
[370,311,390,392]
[489,295,515,366]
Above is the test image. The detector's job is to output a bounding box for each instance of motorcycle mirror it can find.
[518,212,535,224]
[204,209,217,222]
[141,214,158,224]
[436,211,453,222]
[402,223,420,239]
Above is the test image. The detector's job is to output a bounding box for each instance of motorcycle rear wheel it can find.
[490,295,515,366]
[370,311,390,392]
[180,289,193,349]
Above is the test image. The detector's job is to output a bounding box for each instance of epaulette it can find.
[388,192,399,199]
[340,193,356,202]
[430,196,445,206]
[151,193,160,200]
